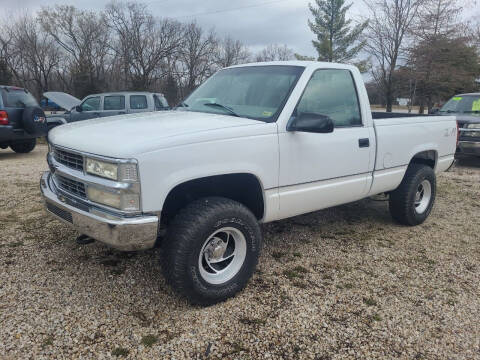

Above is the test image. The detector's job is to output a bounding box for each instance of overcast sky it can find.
[1,0,478,57]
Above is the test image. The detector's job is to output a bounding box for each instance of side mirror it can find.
[75,105,83,112]
[287,112,334,133]
[429,108,439,115]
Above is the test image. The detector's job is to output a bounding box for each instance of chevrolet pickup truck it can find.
[41,61,457,305]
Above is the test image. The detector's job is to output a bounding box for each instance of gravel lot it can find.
[1,145,480,359]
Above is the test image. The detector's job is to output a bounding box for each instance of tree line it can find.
[0,0,479,112]
[306,0,480,112]
[0,2,295,106]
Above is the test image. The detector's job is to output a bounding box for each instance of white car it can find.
[41,61,457,305]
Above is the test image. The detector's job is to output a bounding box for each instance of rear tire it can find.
[389,164,436,226]
[161,197,262,305]
[10,138,36,153]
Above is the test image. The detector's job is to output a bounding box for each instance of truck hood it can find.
[48,110,266,157]
[43,91,81,111]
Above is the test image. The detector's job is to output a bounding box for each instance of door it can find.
[277,69,373,219]
[71,96,101,122]
[101,95,126,117]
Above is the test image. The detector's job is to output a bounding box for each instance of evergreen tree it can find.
[308,0,368,63]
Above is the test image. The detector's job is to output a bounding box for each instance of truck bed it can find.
[368,114,457,196]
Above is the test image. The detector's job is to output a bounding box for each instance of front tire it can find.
[389,164,436,226]
[161,197,262,305]
[10,138,36,153]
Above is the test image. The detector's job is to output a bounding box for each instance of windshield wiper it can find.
[463,110,480,114]
[203,102,240,117]
[439,110,456,113]
[175,101,189,109]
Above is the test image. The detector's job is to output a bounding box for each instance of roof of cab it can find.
[226,60,358,71]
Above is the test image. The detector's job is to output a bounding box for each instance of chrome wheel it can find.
[198,227,247,285]
[414,180,432,214]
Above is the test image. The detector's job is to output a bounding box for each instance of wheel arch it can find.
[409,149,438,170]
[160,173,265,227]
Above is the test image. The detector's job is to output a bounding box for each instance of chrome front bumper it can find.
[458,141,480,156]
[40,171,159,251]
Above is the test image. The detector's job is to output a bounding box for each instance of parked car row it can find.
[0,88,169,153]
[45,91,170,129]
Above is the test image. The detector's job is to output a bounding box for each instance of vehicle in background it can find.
[0,85,48,153]
[435,93,480,157]
[41,61,457,305]
[44,91,170,130]
[40,97,63,112]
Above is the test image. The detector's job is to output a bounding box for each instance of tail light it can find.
[0,110,8,125]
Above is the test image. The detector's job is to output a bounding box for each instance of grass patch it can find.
[372,313,382,322]
[141,334,158,347]
[111,347,129,357]
[293,281,308,289]
[271,251,286,260]
[363,297,377,306]
[292,265,309,273]
[344,283,354,289]
[8,241,24,248]
[293,252,302,258]
[283,265,309,280]
[41,336,54,349]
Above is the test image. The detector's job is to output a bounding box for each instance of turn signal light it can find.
[0,110,8,125]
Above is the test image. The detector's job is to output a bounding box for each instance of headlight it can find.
[86,158,138,182]
[87,186,140,211]
[86,158,118,180]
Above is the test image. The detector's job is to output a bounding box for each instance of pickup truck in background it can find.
[0,85,48,153]
[41,61,457,305]
[435,93,480,157]
[44,91,170,130]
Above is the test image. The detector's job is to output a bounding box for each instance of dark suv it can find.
[0,86,48,153]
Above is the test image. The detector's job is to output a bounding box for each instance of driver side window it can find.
[296,69,362,127]
[80,97,100,112]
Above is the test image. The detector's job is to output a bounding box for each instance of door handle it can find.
[358,138,370,148]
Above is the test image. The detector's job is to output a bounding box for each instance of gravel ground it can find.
[1,145,480,359]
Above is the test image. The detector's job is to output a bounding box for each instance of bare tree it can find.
[2,15,61,98]
[38,5,111,98]
[255,44,295,62]
[104,1,183,90]
[364,0,421,112]
[408,0,462,112]
[176,22,218,97]
[215,36,251,68]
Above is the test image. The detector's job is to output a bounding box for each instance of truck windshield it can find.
[1,88,38,108]
[440,95,480,115]
[180,65,305,122]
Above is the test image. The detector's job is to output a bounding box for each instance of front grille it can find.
[55,175,87,199]
[53,147,84,171]
[46,202,73,223]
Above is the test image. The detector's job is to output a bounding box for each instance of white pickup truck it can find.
[41,61,457,305]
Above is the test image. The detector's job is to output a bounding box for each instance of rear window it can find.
[104,95,125,110]
[130,95,148,109]
[1,89,38,108]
